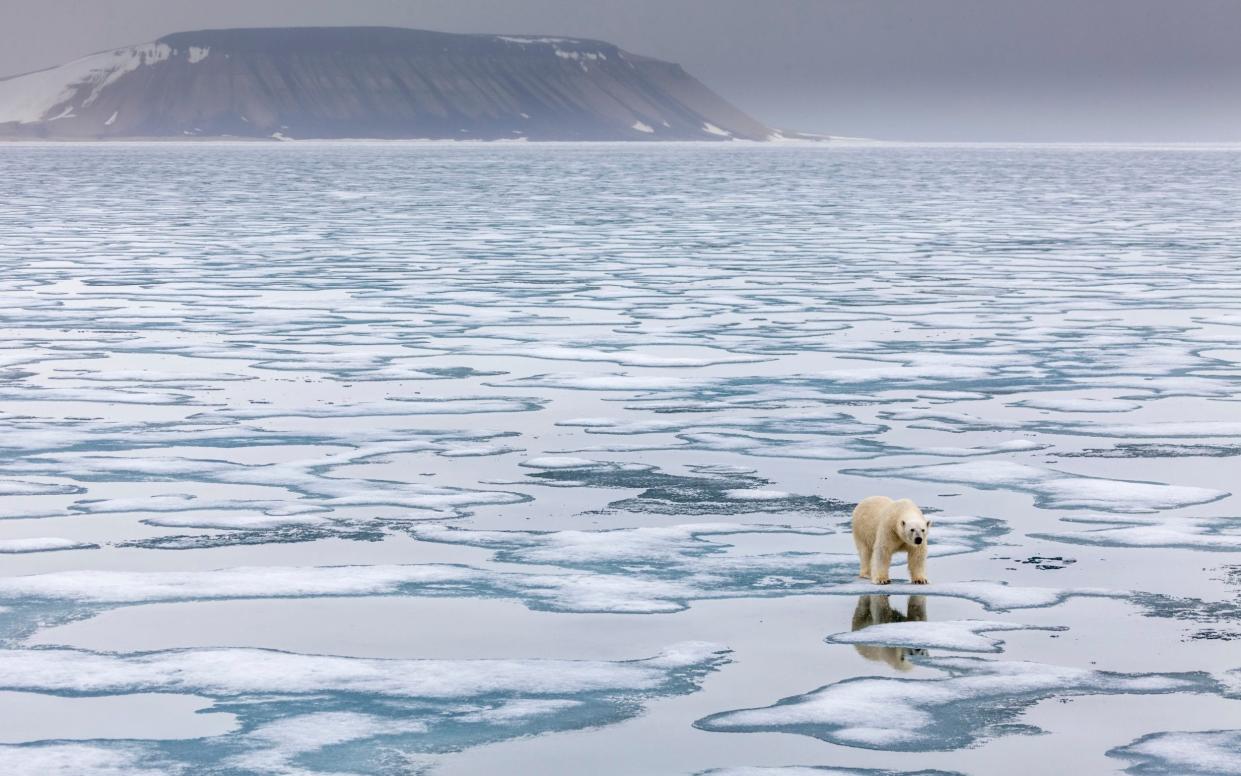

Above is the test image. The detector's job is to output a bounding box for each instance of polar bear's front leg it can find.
[908,545,929,585]
[871,541,894,585]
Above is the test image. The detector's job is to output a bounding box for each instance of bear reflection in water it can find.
[850,594,928,672]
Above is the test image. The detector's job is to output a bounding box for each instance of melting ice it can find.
[1,143,1241,774]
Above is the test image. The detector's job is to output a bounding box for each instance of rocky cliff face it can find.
[0,27,779,140]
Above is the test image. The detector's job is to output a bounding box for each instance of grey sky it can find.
[3,0,1240,141]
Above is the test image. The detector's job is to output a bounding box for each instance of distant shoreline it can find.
[4,138,1241,150]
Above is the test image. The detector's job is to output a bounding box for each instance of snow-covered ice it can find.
[846,460,1228,512]
[826,619,1066,654]
[696,657,1221,750]
[0,537,96,554]
[1109,729,1241,775]
[0,643,728,774]
[1034,515,1241,552]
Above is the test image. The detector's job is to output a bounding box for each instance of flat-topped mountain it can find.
[0,26,783,141]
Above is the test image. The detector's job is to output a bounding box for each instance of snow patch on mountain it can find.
[0,43,171,124]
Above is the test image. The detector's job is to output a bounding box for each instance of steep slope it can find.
[0,27,778,140]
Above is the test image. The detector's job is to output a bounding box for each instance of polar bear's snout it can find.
[900,517,929,545]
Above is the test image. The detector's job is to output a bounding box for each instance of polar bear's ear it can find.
[900,519,906,529]
[926,520,932,528]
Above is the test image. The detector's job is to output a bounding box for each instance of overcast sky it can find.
[4,0,1240,141]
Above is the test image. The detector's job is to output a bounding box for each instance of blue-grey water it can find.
[1,142,1240,775]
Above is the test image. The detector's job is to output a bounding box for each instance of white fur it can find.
[851,496,931,585]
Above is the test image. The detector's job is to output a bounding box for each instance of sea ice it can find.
[1033,516,1241,552]
[0,643,727,774]
[696,657,1220,750]
[0,537,97,554]
[826,619,1066,654]
[1109,729,1241,775]
[846,461,1227,512]
[0,743,177,776]
[1010,396,1141,413]
[4,142,1241,774]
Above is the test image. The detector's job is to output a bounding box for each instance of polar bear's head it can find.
[897,507,931,547]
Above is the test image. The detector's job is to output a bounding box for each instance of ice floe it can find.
[1060,442,1241,459]
[0,642,726,698]
[1010,396,1142,413]
[516,460,857,517]
[4,437,531,534]
[0,743,177,776]
[0,537,97,554]
[1033,516,1241,552]
[828,618,1066,654]
[0,643,726,774]
[824,580,1122,612]
[845,460,1228,512]
[885,411,1241,440]
[1109,729,1241,774]
[696,657,1221,750]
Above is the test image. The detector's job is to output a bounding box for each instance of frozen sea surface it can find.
[1,142,1241,774]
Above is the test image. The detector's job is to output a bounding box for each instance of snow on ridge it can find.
[496,35,612,64]
[555,50,606,62]
[631,121,655,133]
[496,36,580,45]
[702,122,732,137]
[187,46,210,64]
[0,42,171,124]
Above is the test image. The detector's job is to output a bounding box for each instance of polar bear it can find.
[851,496,931,585]
[850,594,929,671]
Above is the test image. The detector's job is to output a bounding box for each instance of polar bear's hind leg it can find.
[854,531,873,579]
